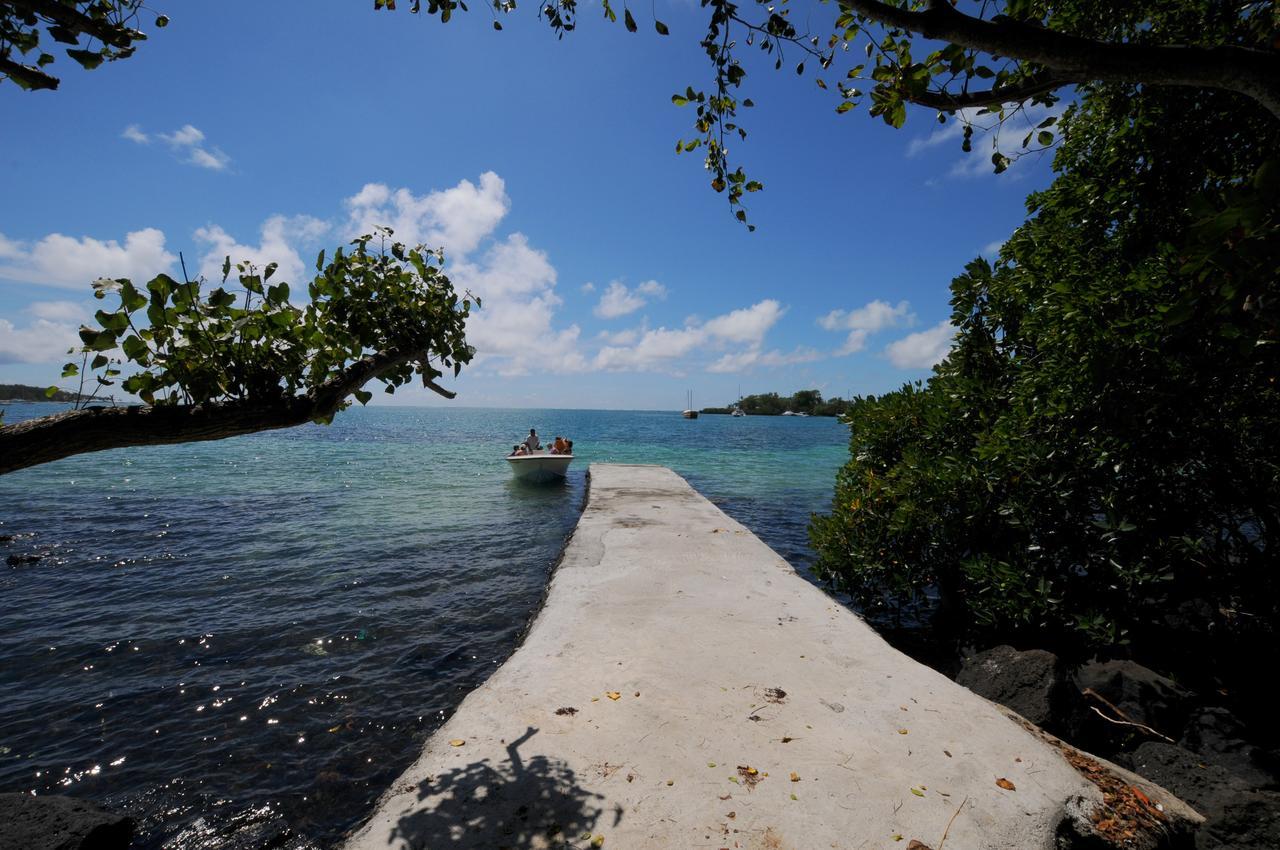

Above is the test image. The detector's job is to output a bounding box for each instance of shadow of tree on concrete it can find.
[390,727,615,849]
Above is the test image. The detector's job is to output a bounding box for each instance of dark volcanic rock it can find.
[1125,742,1249,814]
[0,792,135,850]
[1075,659,1195,737]
[955,645,1082,737]
[1123,743,1280,850]
[1181,707,1278,789]
[1199,791,1280,850]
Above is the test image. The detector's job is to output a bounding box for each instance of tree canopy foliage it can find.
[0,232,475,474]
[810,75,1280,664]
[0,0,157,90]
[704,389,850,416]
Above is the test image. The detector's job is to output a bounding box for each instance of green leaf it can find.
[66,49,104,71]
[623,7,637,32]
[45,385,60,398]
[121,335,149,361]
[654,18,669,35]
[671,94,689,106]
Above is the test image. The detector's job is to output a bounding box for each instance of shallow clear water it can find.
[0,404,848,848]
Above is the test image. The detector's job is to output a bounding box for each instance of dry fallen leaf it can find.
[606,691,621,701]
[892,835,904,842]
[789,772,800,782]
[554,707,578,716]
[907,841,934,850]
[781,736,793,743]
[591,836,605,848]
[898,728,909,735]
[708,762,717,768]
[666,779,674,786]
[996,777,1016,791]
[789,792,798,800]
[726,811,736,819]
[448,739,465,747]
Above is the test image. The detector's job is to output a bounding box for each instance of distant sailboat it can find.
[682,390,699,419]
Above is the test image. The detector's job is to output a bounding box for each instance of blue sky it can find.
[0,2,1057,410]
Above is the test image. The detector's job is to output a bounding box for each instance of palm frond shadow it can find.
[390,726,618,849]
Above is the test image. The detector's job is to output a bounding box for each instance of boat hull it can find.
[507,454,574,483]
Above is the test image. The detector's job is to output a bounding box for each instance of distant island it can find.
[701,390,850,417]
[0,384,79,403]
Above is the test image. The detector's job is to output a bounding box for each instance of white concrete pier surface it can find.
[345,464,1198,850]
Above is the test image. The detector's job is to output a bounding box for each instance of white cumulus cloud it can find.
[818,299,914,355]
[121,124,149,144]
[0,317,81,364]
[124,123,231,171]
[0,228,176,289]
[27,300,88,323]
[884,320,956,369]
[592,299,786,373]
[195,215,328,284]
[451,234,587,376]
[593,279,668,319]
[706,346,822,374]
[345,172,509,259]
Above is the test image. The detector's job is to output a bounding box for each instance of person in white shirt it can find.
[523,429,541,452]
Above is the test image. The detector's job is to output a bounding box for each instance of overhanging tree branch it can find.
[9,0,140,49]
[0,348,456,475]
[0,54,59,90]
[842,0,1280,118]
[910,72,1070,111]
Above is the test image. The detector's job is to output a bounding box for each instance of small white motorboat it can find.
[506,450,574,483]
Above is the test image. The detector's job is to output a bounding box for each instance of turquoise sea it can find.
[0,403,849,849]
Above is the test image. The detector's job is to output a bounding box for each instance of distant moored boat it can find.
[682,390,699,419]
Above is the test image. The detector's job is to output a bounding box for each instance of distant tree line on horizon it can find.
[0,384,78,403]
[702,390,849,417]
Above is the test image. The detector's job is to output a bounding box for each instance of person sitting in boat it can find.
[511,444,525,457]
[564,439,574,455]
[551,436,568,454]
[523,429,541,452]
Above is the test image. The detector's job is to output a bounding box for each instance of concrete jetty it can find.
[345,464,1199,850]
